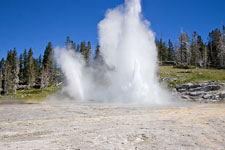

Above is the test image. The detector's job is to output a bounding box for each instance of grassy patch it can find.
[158,66,225,88]
[0,86,60,102]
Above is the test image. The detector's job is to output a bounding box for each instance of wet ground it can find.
[0,100,225,150]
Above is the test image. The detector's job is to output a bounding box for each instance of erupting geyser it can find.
[54,0,170,104]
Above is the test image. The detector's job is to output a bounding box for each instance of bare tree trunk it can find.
[204,46,207,69]
[12,59,20,97]
[0,70,2,96]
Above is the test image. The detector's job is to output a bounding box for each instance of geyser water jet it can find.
[54,0,170,104]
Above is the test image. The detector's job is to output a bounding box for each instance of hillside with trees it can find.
[0,26,225,98]
[157,26,225,69]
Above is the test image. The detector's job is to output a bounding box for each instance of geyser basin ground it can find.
[0,101,225,150]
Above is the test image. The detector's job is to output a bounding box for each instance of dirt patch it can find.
[0,100,40,105]
[0,101,225,150]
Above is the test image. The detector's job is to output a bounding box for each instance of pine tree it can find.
[11,49,19,96]
[66,36,73,49]
[85,41,92,61]
[73,42,77,52]
[77,44,80,53]
[2,49,20,96]
[27,48,35,89]
[208,28,221,68]
[190,31,201,66]
[161,42,169,62]
[168,40,175,61]
[3,50,13,94]
[157,37,163,62]
[19,54,24,81]
[157,36,169,64]
[33,58,40,86]
[176,31,191,66]
[38,54,42,70]
[66,36,77,52]
[203,43,208,69]
[197,35,208,68]
[42,42,52,68]
[41,42,55,88]
[23,49,28,84]
[40,66,49,88]
[94,45,104,65]
[95,45,100,60]
[80,41,87,57]
[218,26,225,68]
[0,58,4,96]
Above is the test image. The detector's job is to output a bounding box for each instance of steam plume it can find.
[54,0,170,104]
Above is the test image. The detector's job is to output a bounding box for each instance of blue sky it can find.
[0,0,225,58]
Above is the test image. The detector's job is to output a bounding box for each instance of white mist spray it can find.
[54,0,170,104]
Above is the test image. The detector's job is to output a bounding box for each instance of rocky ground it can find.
[0,100,225,150]
[173,82,225,103]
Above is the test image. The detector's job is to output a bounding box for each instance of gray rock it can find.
[202,94,212,99]
[202,94,220,100]
[176,82,224,102]
[177,88,187,92]
[181,95,189,99]
[162,77,171,81]
[172,78,178,81]
[176,85,187,91]
[188,92,204,97]
[202,85,221,92]
[189,87,203,92]
[209,80,215,83]
[219,92,225,99]
[214,94,220,100]
[189,84,202,89]
[176,83,195,90]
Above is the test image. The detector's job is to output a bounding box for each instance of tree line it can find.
[0,42,56,96]
[0,38,99,96]
[0,26,225,96]
[157,26,225,69]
